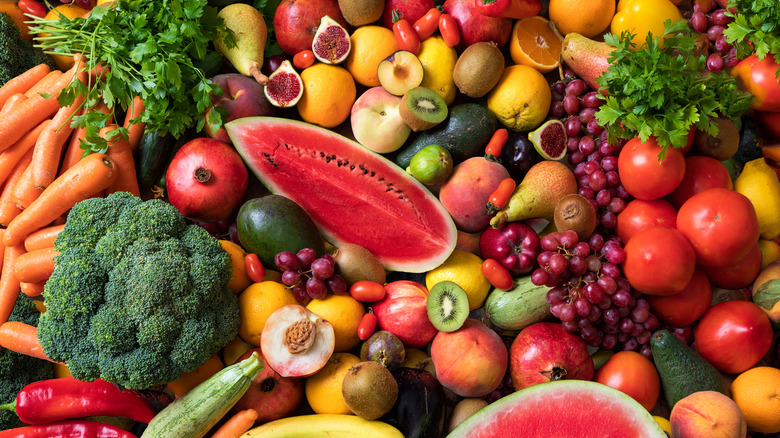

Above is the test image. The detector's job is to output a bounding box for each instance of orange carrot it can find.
[0,93,27,117]
[0,64,51,108]
[23,224,65,252]
[20,281,45,298]
[14,247,58,284]
[0,244,25,325]
[0,321,55,362]
[122,95,145,151]
[31,92,87,189]
[24,70,62,98]
[211,409,259,438]
[103,127,140,197]
[3,153,118,247]
[0,149,33,226]
[12,156,42,210]
[0,120,49,187]
[59,101,113,175]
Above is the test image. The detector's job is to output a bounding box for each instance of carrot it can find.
[11,156,42,210]
[211,409,258,438]
[0,93,27,117]
[103,127,140,197]
[59,101,113,174]
[122,95,146,151]
[0,244,25,325]
[24,70,62,98]
[14,247,58,284]
[0,64,51,108]
[23,224,65,252]
[0,149,33,226]
[0,120,49,187]
[30,92,87,189]
[20,281,45,298]
[3,153,118,247]
[0,321,54,362]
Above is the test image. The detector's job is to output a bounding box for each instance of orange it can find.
[219,240,253,294]
[731,366,780,433]
[297,63,356,128]
[486,64,551,132]
[344,25,398,87]
[237,281,298,347]
[509,16,562,74]
[41,4,91,70]
[305,352,361,415]
[306,293,366,352]
[0,0,31,40]
[548,0,615,38]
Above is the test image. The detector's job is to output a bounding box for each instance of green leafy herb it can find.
[723,0,780,66]
[595,19,753,160]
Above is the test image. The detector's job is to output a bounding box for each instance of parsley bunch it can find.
[595,19,753,159]
[723,0,780,64]
[28,0,233,153]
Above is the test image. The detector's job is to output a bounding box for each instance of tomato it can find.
[694,300,774,374]
[698,241,762,289]
[665,156,733,209]
[438,13,460,48]
[676,187,760,268]
[349,280,387,302]
[481,258,514,291]
[357,312,378,341]
[594,351,660,412]
[18,0,45,17]
[622,225,696,296]
[392,11,421,55]
[413,7,441,41]
[484,128,509,158]
[731,54,780,112]
[647,268,711,327]
[244,253,265,283]
[615,198,677,245]
[486,177,516,213]
[618,136,686,200]
[292,50,315,70]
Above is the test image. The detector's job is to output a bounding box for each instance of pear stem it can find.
[250,63,269,86]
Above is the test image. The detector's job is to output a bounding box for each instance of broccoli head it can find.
[0,13,56,87]
[39,192,239,389]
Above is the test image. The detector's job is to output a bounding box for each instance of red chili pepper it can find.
[357,312,378,341]
[392,9,421,54]
[486,177,517,215]
[0,419,138,438]
[18,0,46,18]
[244,253,265,283]
[474,0,542,19]
[481,259,514,291]
[292,50,315,70]
[0,377,156,425]
[438,13,460,48]
[484,128,509,159]
[413,7,442,41]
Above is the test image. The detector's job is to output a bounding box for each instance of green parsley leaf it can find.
[723,0,780,73]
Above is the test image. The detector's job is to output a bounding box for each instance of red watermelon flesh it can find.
[448,380,667,438]
[226,117,457,273]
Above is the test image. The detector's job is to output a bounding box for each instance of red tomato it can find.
[413,7,441,41]
[665,156,733,209]
[438,13,460,48]
[615,198,677,245]
[594,351,660,412]
[244,253,265,283]
[618,136,686,200]
[481,258,514,291]
[19,0,46,17]
[647,268,712,327]
[392,14,421,54]
[698,241,762,289]
[622,225,696,296]
[292,50,315,70]
[357,312,378,341]
[676,188,760,268]
[694,300,774,374]
[349,280,387,302]
[731,54,780,111]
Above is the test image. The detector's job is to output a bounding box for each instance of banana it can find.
[240,414,404,438]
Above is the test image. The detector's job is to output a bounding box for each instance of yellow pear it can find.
[214,3,268,84]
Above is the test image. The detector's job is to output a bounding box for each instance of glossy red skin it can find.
[481,258,514,290]
[206,74,275,144]
[509,322,594,390]
[594,351,660,412]
[665,156,733,210]
[695,300,774,374]
[372,280,438,348]
[443,0,512,51]
[615,198,678,245]
[245,253,266,283]
[381,0,435,29]
[731,54,780,111]
[618,136,686,201]
[19,0,45,17]
[647,268,712,327]
[478,221,540,275]
[231,348,304,423]
[699,241,763,289]
[273,0,347,56]
[349,280,386,302]
[623,225,696,296]
[676,188,760,268]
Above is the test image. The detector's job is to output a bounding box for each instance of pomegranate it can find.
[443,0,513,52]
[273,0,347,56]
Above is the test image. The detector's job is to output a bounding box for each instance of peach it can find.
[439,157,511,233]
[206,74,275,143]
[430,318,508,397]
[670,391,747,438]
[377,50,424,96]
[350,86,411,154]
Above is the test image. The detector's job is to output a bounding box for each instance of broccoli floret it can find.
[39,192,239,390]
[0,13,56,87]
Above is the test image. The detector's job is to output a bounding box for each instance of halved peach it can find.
[260,304,335,378]
[377,50,424,97]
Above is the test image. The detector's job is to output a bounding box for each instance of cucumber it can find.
[650,330,729,408]
[135,130,175,191]
[483,275,551,331]
[141,352,263,438]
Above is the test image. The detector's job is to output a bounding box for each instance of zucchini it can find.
[483,275,551,331]
[135,130,175,191]
[141,352,263,438]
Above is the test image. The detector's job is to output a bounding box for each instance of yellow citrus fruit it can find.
[0,0,31,40]
[305,352,361,415]
[731,366,780,433]
[306,293,366,352]
[759,239,780,269]
[219,240,253,294]
[509,16,562,74]
[237,281,298,347]
[653,416,671,435]
[548,0,615,38]
[417,36,458,105]
[297,63,356,128]
[734,158,780,240]
[344,25,398,87]
[487,64,551,132]
[426,249,490,311]
[41,4,91,70]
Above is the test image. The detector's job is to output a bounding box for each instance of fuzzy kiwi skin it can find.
[332,243,386,285]
[338,0,385,26]
[453,42,505,98]
[692,117,740,161]
[342,361,399,420]
[553,193,597,241]
[448,398,488,433]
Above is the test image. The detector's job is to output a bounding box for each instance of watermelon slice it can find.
[448,380,667,438]
[226,117,457,273]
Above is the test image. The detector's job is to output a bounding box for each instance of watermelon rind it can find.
[447,380,667,438]
[225,117,457,273]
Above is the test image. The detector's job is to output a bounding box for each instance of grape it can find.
[587,306,601,322]
[619,318,634,333]
[74,0,91,8]
[599,142,615,156]
[540,234,561,252]
[549,253,569,275]
[574,297,591,317]
[623,338,639,352]
[568,136,581,152]
[306,278,328,299]
[600,211,617,228]
[711,9,731,25]
[275,251,300,271]
[550,101,566,118]
[580,324,598,341]
[563,94,580,115]
[586,119,603,135]
[613,290,631,307]
[584,282,605,304]
[292,283,309,303]
[588,233,604,252]
[560,230,579,248]
[559,303,576,322]
[550,301,563,318]
[565,117,582,136]
[578,136,596,154]
[707,25,725,41]
[597,276,617,295]
[566,79,587,96]
[562,320,579,333]
[281,269,301,286]
[714,35,732,52]
[636,330,652,345]
[578,187,595,199]
[583,160,599,175]
[531,268,551,286]
[579,107,597,123]
[573,242,590,256]
[537,251,553,266]
[546,286,567,304]
[326,274,347,294]
[310,257,335,280]
[603,307,620,325]
[583,92,601,108]
[640,345,652,359]
[602,333,618,350]
[644,314,661,331]
[589,170,607,191]
[605,170,620,187]
[573,162,588,178]
[706,53,724,71]
[577,174,591,188]
[296,248,317,268]
[551,81,566,95]
[690,11,708,32]
[595,189,611,206]
[569,256,587,276]
[569,150,586,166]
[604,245,626,264]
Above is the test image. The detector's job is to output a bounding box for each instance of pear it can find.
[560,33,615,94]
[214,3,268,84]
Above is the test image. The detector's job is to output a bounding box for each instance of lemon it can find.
[417,36,458,105]
[487,64,551,132]
[734,158,780,240]
[759,239,780,269]
[426,249,490,311]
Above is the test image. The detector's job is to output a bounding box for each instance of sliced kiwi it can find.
[426,281,469,332]
[553,193,597,241]
[342,361,399,420]
[399,86,448,132]
[453,41,505,98]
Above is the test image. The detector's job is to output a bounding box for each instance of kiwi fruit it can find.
[338,0,385,27]
[399,86,449,132]
[426,281,469,332]
[452,42,505,98]
[341,360,399,420]
[553,193,597,241]
[332,243,386,285]
[692,117,740,161]
[448,398,489,433]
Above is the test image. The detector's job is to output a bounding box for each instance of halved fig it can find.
[312,15,351,65]
[264,60,304,108]
[260,304,335,378]
[529,119,567,161]
[377,50,424,96]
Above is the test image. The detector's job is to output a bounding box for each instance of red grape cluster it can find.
[275,248,347,302]
[687,3,738,71]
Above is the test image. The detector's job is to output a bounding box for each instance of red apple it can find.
[273,0,347,56]
[478,221,540,275]
[443,0,513,51]
[206,74,275,144]
[372,280,438,348]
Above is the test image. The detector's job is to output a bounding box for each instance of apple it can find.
[274,0,347,56]
[478,221,541,275]
[350,87,411,154]
[372,280,438,348]
[230,348,305,424]
[443,0,513,51]
[205,74,275,144]
[377,50,424,97]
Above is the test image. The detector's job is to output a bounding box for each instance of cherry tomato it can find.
[413,7,441,41]
[694,300,774,374]
[484,128,509,158]
[698,241,762,289]
[19,0,46,17]
[646,268,711,327]
[594,351,660,412]
[676,187,760,268]
[438,13,460,48]
[731,54,780,111]
[486,177,516,213]
[292,50,315,70]
[618,136,686,200]
[665,156,733,209]
[244,253,265,283]
[622,225,696,296]
[615,198,677,245]
[392,10,420,55]
[349,280,386,302]
[357,312,378,341]
[481,258,514,291]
